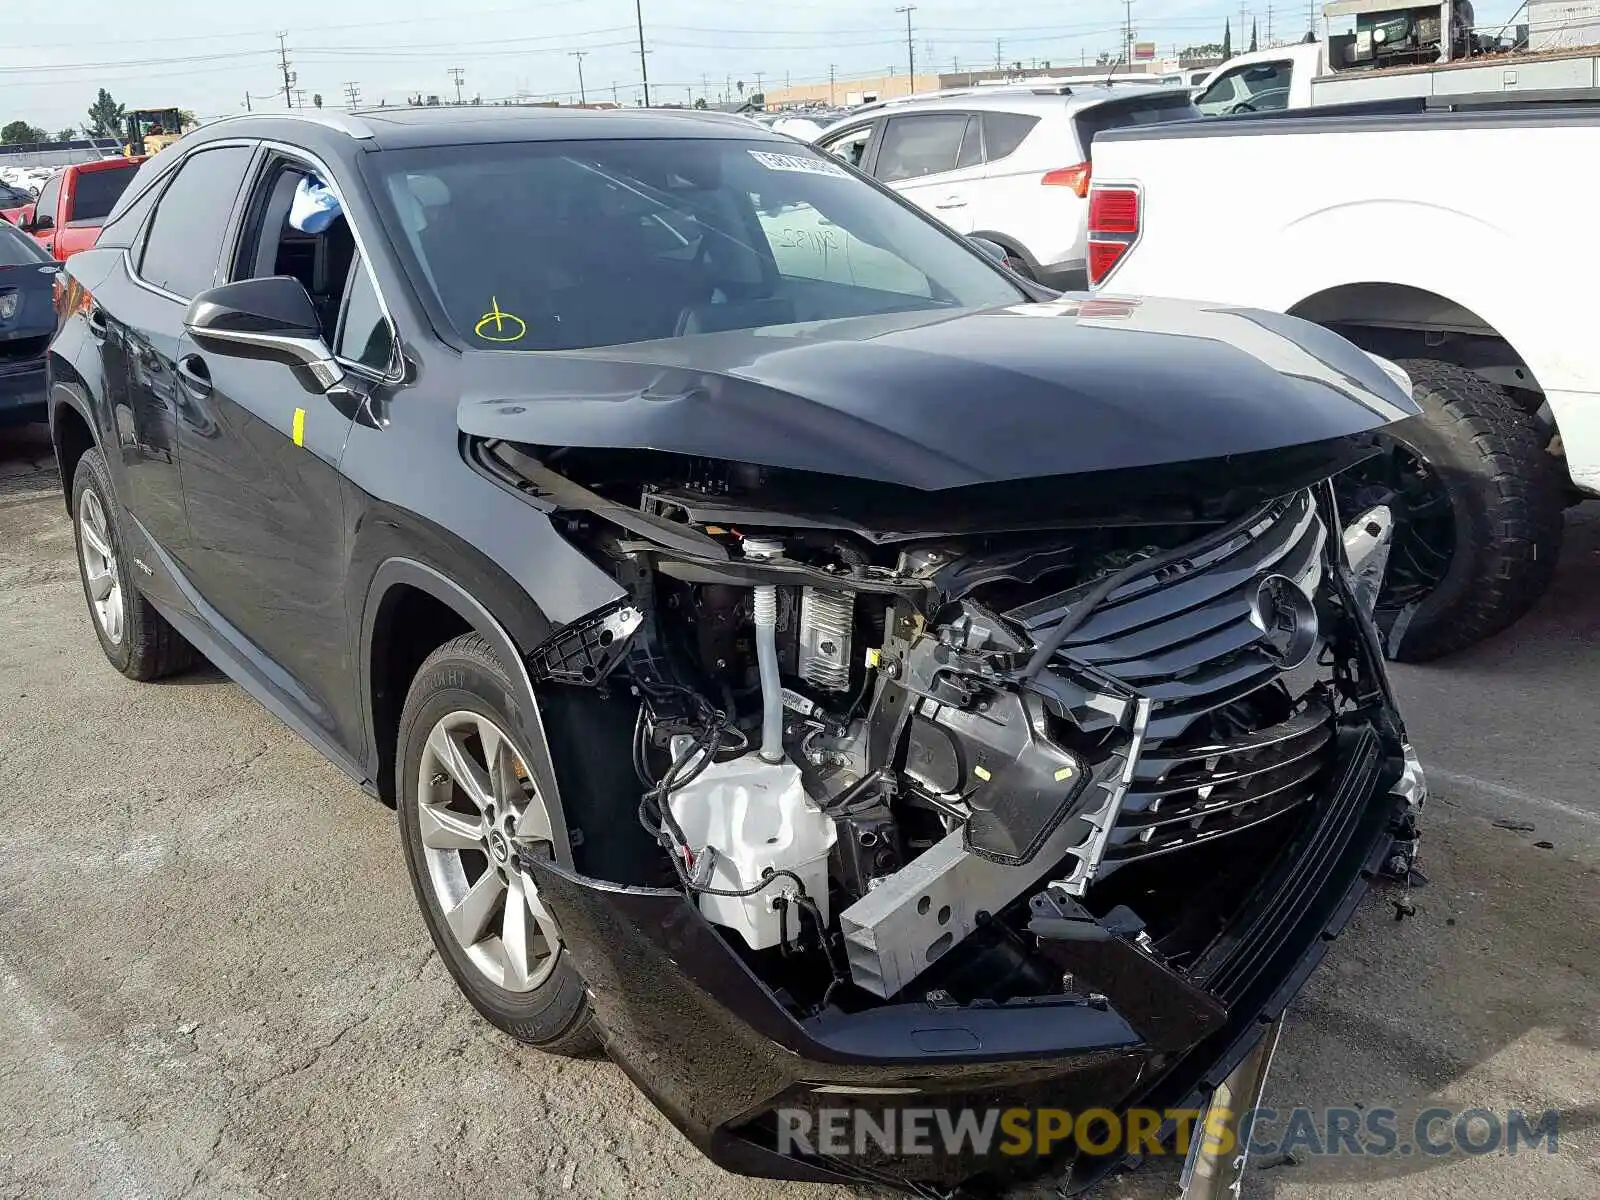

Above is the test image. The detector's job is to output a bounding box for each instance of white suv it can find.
[814,84,1199,289]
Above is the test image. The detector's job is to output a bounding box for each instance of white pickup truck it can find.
[1087,91,1594,660]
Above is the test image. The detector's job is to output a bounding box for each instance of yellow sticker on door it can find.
[292,407,306,447]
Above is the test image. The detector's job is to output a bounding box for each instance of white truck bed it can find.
[1089,94,1600,494]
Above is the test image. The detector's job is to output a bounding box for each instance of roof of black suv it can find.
[197,106,776,152]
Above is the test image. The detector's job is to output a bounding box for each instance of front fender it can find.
[357,556,580,869]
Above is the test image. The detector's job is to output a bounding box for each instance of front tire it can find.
[396,633,599,1056]
[1341,359,1564,661]
[70,447,194,681]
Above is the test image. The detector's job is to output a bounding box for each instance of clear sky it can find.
[5,0,1523,130]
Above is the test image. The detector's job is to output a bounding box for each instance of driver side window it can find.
[231,158,356,343]
[821,125,874,170]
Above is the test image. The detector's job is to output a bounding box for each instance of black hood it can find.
[456,295,1418,492]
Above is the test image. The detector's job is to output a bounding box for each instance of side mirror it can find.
[28,212,52,234]
[184,276,344,392]
[968,236,1008,266]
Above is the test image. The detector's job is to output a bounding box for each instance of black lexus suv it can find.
[49,107,1427,1194]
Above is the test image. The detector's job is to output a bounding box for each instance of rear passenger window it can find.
[982,112,1040,161]
[138,146,252,299]
[875,114,969,182]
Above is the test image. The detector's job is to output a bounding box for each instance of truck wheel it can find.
[396,633,600,1057]
[1338,358,1564,661]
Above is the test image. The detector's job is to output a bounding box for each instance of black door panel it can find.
[177,351,360,746]
[109,274,192,561]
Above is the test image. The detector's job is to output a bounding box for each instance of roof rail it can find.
[203,110,375,140]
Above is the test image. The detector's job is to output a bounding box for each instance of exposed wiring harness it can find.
[633,698,852,1005]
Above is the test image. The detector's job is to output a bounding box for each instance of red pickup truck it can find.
[14,158,140,261]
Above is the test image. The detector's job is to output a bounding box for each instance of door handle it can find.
[85,307,108,339]
[176,354,212,398]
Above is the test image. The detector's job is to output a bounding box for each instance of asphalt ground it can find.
[2,421,1595,1200]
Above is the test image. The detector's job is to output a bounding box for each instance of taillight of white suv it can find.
[1087,184,1140,286]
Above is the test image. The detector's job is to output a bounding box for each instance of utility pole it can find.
[295,88,309,108]
[448,67,465,105]
[895,6,917,85]
[1266,0,1274,42]
[277,32,294,108]
[754,70,764,97]
[994,38,1004,72]
[634,0,651,107]
[828,63,836,105]
[1123,0,1135,65]
[244,93,253,112]
[568,51,587,105]
[342,81,360,109]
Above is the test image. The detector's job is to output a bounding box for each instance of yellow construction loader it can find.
[123,108,185,158]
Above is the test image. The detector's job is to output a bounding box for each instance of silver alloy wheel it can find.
[78,488,125,646]
[416,711,562,992]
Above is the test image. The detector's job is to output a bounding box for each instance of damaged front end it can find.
[471,429,1426,1193]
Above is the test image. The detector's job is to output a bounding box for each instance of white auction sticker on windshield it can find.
[748,150,849,178]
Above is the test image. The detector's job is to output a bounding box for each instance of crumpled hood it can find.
[455,294,1418,491]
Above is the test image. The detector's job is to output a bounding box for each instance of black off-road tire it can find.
[1379,359,1565,661]
[70,447,195,681]
[396,633,601,1057]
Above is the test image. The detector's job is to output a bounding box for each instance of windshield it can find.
[368,137,1025,352]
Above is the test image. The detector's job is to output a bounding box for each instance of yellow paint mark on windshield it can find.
[474,296,528,343]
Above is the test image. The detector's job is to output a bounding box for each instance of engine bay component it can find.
[907,689,1089,867]
[529,602,643,684]
[836,778,1116,998]
[667,755,837,950]
[1342,503,1394,617]
[797,587,854,692]
[494,435,1414,1118]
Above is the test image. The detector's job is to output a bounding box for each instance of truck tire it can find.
[1347,359,1564,661]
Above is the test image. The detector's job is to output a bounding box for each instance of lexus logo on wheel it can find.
[1248,573,1320,669]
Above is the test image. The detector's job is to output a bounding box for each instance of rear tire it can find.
[70,447,194,681]
[1346,359,1564,661]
